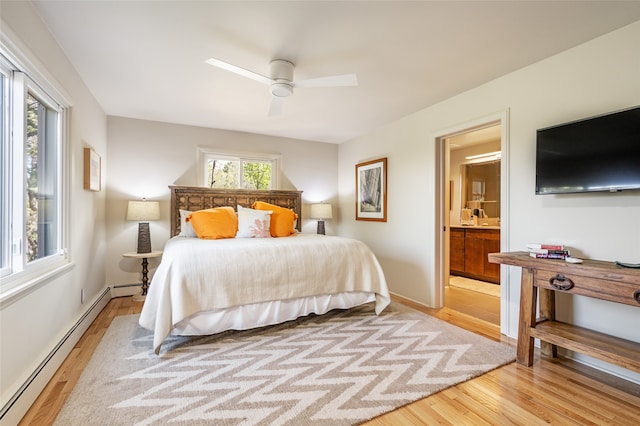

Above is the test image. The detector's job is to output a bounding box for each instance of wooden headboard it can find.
[170,186,303,237]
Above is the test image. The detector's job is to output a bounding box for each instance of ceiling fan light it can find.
[270,82,293,97]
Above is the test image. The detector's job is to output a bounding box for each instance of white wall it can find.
[338,21,640,382]
[106,117,338,292]
[0,1,108,417]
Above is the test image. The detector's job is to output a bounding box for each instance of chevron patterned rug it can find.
[55,302,514,425]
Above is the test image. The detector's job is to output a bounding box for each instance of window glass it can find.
[242,159,272,190]
[25,92,59,262]
[207,158,239,189]
[203,152,277,190]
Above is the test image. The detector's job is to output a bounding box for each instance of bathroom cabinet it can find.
[450,227,500,283]
[450,228,466,272]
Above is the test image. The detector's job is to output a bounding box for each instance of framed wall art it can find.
[355,157,387,222]
[83,147,101,191]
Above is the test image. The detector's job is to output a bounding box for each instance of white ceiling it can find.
[449,124,501,151]
[31,1,640,144]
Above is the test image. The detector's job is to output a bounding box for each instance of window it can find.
[199,147,280,190]
[0,50,68,293]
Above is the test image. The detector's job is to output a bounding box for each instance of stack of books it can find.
[526,243,570,259]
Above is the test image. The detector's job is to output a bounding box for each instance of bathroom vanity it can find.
[450,226,500,283]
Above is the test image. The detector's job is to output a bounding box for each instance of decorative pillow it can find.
[251,201,298,237]
[236,205,272,238]
[179,209,197,237]
[186,207,238,239]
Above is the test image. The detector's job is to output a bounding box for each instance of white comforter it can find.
[139,234,390,353]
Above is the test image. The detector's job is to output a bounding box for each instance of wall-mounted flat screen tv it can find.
[536,106,640,194]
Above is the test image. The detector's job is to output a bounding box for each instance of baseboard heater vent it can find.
[0,287,111,423]
[112,283,141,288]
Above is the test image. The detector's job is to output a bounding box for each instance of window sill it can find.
[0,261,74,309]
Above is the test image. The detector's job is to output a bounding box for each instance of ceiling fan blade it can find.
[295,73,358,88]
[205,58,272,85]
[268,96,284,117]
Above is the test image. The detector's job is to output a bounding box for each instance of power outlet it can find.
[81,288,86,304]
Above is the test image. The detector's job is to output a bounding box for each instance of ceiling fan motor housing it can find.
[269,59,294,97]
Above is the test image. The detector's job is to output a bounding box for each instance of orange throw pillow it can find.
[252,201,298,237]
[186,207,238,239]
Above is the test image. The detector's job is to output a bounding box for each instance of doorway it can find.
[435,111,510,333]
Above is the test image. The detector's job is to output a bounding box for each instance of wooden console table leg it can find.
[538,287,558,358]
[517,267,537,366]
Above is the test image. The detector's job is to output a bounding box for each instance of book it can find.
[528,248,570,256]
[529,252,568,259]
[526,243,564,251]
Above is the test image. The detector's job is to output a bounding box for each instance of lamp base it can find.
[137,222,152,253]
[317,220,326,235]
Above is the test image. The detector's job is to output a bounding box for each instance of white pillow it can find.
[179,209,197,237]
[236,205,272,238]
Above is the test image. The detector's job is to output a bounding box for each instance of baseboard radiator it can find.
[0,287,112,425]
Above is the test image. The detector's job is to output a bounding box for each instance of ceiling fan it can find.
[205,57,358,116]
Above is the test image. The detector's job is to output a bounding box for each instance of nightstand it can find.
[122,250,162,301]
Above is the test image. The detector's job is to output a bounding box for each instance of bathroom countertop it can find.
[451,225,501,230]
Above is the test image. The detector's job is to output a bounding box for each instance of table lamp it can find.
[310,203,332,235]
[127,199,160,253]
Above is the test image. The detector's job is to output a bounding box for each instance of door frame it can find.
[434,109,511,335]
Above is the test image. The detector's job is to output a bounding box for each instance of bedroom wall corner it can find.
[105,117,339,293]
[0,2,109,423]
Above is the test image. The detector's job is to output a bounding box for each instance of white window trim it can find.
[0,26,72,304]
[0,263,74,308]
[197,145,281,189]
[0,58,11,279]
[13,73,69,270]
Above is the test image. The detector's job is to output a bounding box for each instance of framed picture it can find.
[83,147,101,191]
[355,157,387,222]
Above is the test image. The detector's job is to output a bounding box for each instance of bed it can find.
[139,186,391,354]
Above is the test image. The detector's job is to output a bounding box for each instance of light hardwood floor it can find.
[20,295,640,425]
[445,280,501,325]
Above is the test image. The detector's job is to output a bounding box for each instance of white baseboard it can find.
[110,283,142,298]
[560,348,640,385]
[0,287,111,426]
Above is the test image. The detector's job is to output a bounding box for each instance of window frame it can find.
[0,59,10,279]
[20,74,64,264]
[197,146,281,190]
[0,40,71,304]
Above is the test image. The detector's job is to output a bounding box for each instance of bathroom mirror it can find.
[460,160,500,218]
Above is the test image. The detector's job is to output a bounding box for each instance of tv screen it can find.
[535,106,640,194]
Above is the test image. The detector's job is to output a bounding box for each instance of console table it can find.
[488,252,640,372]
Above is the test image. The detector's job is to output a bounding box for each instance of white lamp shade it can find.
[310,203,333,220]
[127,200,160,221]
